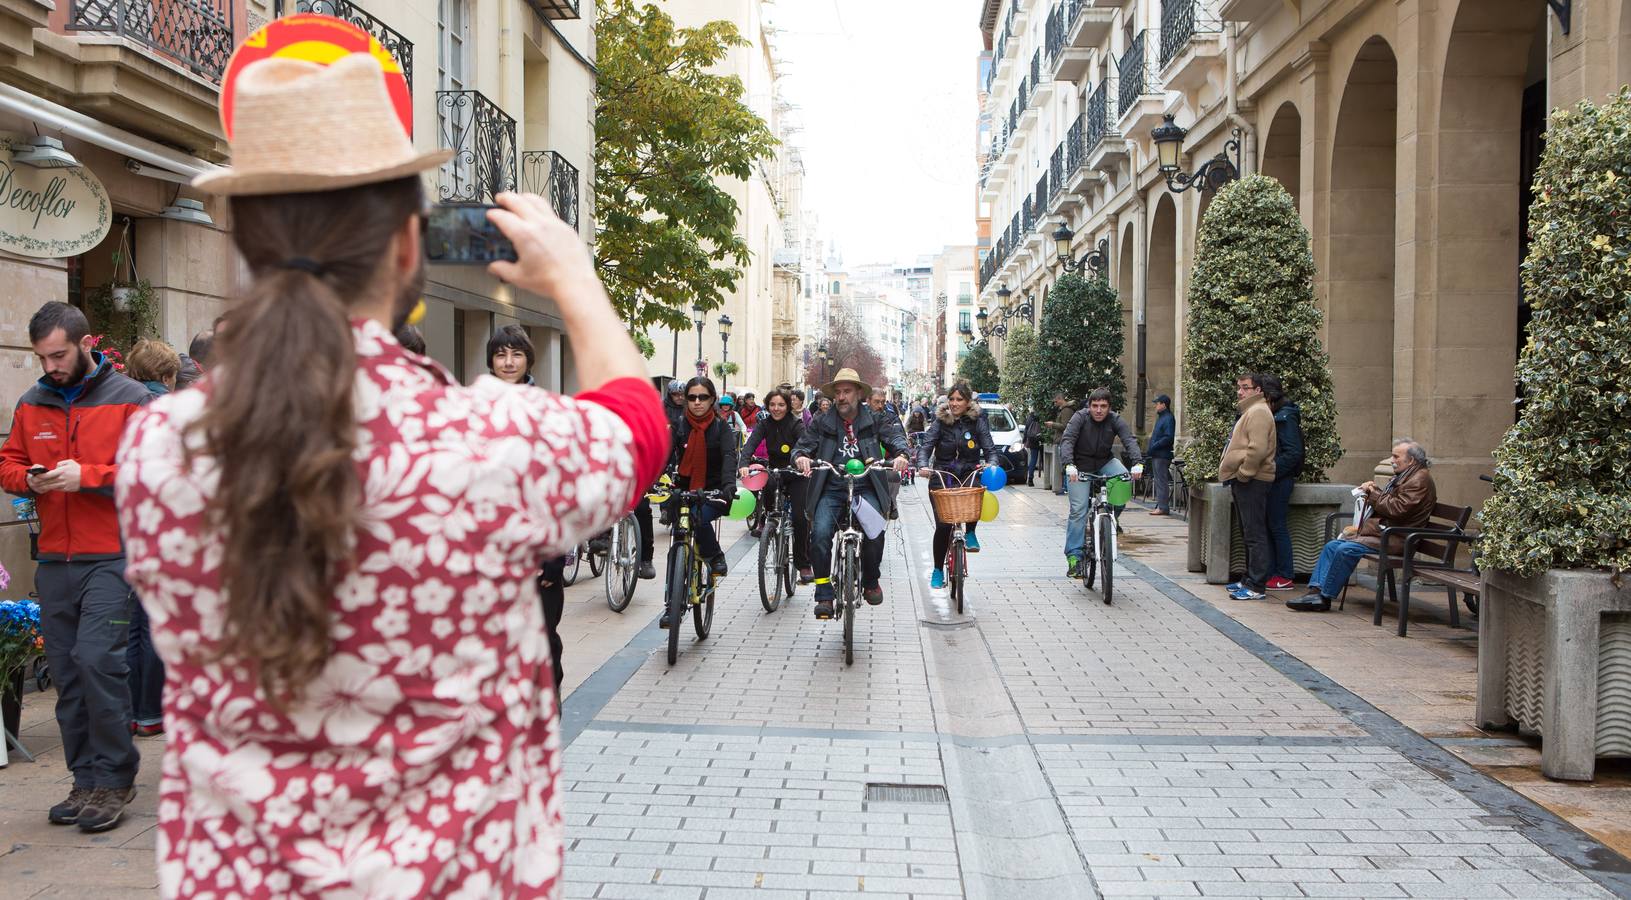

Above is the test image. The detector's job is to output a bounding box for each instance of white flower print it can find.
[179,741,276,821]
[288,654,403,745]
[411,578,454,615]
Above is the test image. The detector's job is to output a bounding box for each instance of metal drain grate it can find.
[865,783,950,804]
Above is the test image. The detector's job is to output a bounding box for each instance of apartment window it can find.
[831,280,840,294]
[438,0,471,195]
[959,311,971,332]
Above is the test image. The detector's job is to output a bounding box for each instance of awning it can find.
[0,82,224,181]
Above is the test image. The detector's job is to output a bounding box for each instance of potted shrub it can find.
[1032,272,1127,490]
[1179,175,1349,583]
[1475,89,1631,782]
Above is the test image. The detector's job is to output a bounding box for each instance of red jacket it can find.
[1,355,151,560]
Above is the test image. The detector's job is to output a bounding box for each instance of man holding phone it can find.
[0,301,151,832]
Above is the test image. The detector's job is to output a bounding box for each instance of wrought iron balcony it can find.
[1029,49,1042,91]
[275,1,413,93]
[68,0,235,83]
[1118,30,1161,118]
[1035,171,1052,215]
[437,90,517,203]
[521,150,579,229]
[523,0,581,21]
[1085,80,1112,154]
[1160,0,1221,69]
[1050,143,1066,199]
[1067,115,1085,171]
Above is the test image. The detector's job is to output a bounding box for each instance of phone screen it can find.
[422,203,518,265]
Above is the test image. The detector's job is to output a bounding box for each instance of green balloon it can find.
[844,458,866,476]
[727,491,757,520]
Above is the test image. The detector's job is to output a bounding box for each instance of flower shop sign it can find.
[0,152,111,259]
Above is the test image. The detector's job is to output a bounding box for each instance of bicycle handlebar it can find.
[924,465,992,489]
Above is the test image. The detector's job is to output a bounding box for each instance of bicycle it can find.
[603,511,641,612]
[1070,470,1132,605]
[806,459,894,666]
[925,466,990,616]
[750,465,801,613]
[560,536,603,587]
[647,479,726,665]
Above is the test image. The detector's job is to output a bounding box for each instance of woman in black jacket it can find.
[739,388,812,581]
[665,377,738,628]
[916,382,1001,590]
[1260,374,1305,592]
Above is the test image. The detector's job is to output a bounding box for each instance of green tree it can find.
[1181,174,1340,482]
[594,0,778,336]
[956,342,1000,392]
[1482,89,1631,577]
[1031,272,1125,415]
[998,321,1038,415]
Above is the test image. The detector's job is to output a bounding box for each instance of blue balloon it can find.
[980,465,1008,491]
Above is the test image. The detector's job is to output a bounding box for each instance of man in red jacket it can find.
[1,301,150,833]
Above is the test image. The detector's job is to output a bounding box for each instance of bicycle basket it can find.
[1105,475,1133,507]
[929,486,986,524]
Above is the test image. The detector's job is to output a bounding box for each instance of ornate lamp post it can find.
[1151,114,1242,195]
[818,344,830,386]
[1052,223,1110,281]
[718,314,733,395]
[692,302,706,376]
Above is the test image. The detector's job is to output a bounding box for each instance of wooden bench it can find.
[1323,502,1475,636]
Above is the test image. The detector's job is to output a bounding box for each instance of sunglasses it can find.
[686,393,714,402]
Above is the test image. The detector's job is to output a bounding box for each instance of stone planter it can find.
[1186,482,1356,584]
[1476,568,1631,781]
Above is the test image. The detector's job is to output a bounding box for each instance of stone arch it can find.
[1117,223,1140,426]
[1327,35,1398,484]
[1146,192,1179,433]
[1426,0,1543,494]
[1261,100,1302,209]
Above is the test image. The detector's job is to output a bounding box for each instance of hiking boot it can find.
[77,786,136,833]
[1066,555,1081,578]
[929,569,945,590]
[964,532,981,553]
[48,787,95,825]
[863,585,884,606]
[637,561,657,580]
[709,555,729,577]
[1266,576,1296,591]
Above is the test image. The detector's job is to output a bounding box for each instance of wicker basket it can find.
[929,486,985,524]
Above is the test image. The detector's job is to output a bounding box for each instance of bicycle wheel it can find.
[693,555,716,639]
[605,515,638,613]
[587,541,605,577]
[1097,514,1115,605]
[758,516,784,612]
[1082,519,1098,591]
[561,545,583,586]
[665,543,689,665]
[842,548,856,666]
[950,539,966,615]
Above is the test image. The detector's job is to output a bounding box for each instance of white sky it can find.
[767,0,983,266]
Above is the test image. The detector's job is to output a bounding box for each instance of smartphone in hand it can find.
[27,465,48,476]
[422,203,518,265]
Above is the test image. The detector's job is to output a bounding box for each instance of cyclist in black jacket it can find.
[916,382,1001,590]
[739,388,811,582]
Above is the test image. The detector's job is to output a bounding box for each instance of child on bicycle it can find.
[1059,387,1143,577]
[739,388,812,583]
[917,382,1002,589]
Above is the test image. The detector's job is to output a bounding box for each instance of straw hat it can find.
[194,53,451,196]
[821,367,873,401]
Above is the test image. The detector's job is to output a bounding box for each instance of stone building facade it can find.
[976,0,1631,505]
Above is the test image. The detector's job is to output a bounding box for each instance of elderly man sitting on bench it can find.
[1286,439,1438,612]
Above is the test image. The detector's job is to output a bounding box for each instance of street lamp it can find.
[718,314,733,395]
[1053,223,1110,281]
[691,302,706,375]
[1151,114,1242,195]
[818,344,830,385]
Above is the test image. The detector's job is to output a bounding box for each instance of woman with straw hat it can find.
[113,50,666,898]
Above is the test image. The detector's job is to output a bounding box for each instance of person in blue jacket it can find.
[1145,394,1176,515]
[1259,374,1305,591]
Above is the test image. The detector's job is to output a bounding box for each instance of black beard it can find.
[53,347,92,385]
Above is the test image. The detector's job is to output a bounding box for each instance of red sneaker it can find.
[1266,577,1296,591]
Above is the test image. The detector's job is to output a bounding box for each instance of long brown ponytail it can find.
[191,176,423,704]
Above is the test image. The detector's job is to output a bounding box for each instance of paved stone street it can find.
[4,482,1630,898]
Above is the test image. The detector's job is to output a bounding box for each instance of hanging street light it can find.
[1151,114,1242,195]
[1053,223,1110,281]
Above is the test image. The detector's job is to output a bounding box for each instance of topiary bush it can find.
[998,321,1038,413]
[1481,88,1631,579]
[1032,272,1125,414]
[956,340,1000,392]
[1181,174,1340,482]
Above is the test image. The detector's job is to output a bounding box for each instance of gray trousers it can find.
[36,559,140,789]
[1151,458,1172,512]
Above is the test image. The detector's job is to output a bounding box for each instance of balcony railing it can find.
[522,0,581,21]
[68,0,235,83]
[1021,197,1035,236]
[1067,115,1084,171]
[437,90,517,203]
[1029,49,1042,90]
[276,1,412,94]
[1050,143,1066,198]
[1119,29,1160,117]
[1085,79,1112,154]
[521,150,579,229]
[1037,170,1054,212]
[1160,0,1221,68]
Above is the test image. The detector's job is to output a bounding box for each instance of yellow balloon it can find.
[980,490,999,522]
[407,298,427,325]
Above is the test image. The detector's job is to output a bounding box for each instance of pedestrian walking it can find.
[1219,373,1278,601]
[1023,408,1043,486]
[1145,394,1176,515]
[1045,390,1077,494]
[1260,375,1304,590]
[112,52,666,898]
[0,301,150,832]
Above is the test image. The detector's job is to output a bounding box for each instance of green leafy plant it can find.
[712,361,739,380]
[1180,174,1340,482]
[84,236,158,353]
[998,321,1037,414]
[1031,272,1125,416]
[1482,88,1631,579]
[595,0,778,336]
[956,341,1000,392]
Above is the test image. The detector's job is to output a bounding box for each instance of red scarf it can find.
[680,409,715,490]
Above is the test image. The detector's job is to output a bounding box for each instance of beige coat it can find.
[1218,394,1277,483]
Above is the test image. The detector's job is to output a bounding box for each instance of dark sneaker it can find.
[798,568,814,584]
[77,786,136,833]
[709,555,728,577]
[814,600,835,620]
[1287,592,1332,612]
[863,585,884,606]
[659,612,671,629]
[637,561,657,580]
[48,787,95,825]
